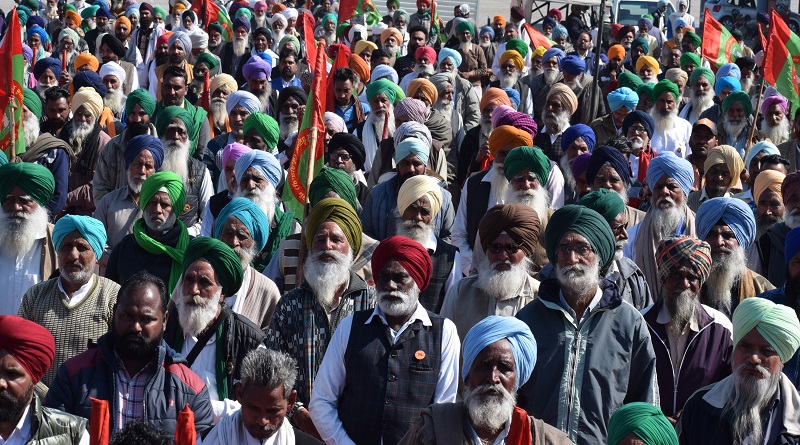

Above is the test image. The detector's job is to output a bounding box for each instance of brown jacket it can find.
[42,223,57,282]
[457,44,488,86]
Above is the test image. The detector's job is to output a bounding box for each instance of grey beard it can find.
[70,119,96,154]
[480,117,492,141]
[0,206,50,258]
[489,162,509,202]
[724,363,781,445]
[414,64,435,77]
[459,41,472,53]
[740,76,754,95]
[144,209,177,232]
[233,243,259,269]
[303,249,353,311]
[383,43,399,55]
[475,258,531,301]
[377,283,420,317]
[705,246,747,314]
[24,113,40,148]
[234,184,277,224]
[323,29,336,46]
[723,116,747,139]
[690,90,714,120]
[786,208,800,229]
[503,186,550,224]
[760,116,791,145]
[279,116,299,142]
[565,77,582,94]
[651,107,677,132]
[560,154,575,190]
[127,172,147,194]
[640,75,657,84]
[665,288,698,333]
[544,110,571,135]
[499,70,519,88]
[556,261,601,300]
[233,37,248,57]
[175,289,222,336]
[543,67,559,84]
[35,83,54,100]
[61,265,94,286]
[433,99,453,114]
[96,23,111,33]
[530,67,543,77]
[254,87,272,113]
[756,213,783,238]
[370,109,395,139]
[254,15,267,28]
[396,218,434,245]
[104,88,126,117]
[463,383,517,435]
[161,138,191,184]
[272,32,286,51]
[649,198,686,240]
[210,98,227,129]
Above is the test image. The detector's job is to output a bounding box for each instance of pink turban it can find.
[761,94,789,117]
[222,143,252,171]
[415,46,436,63]
[324,112,347,134]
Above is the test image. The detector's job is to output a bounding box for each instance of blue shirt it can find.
[271,76,302,93]
[335,98,371,132]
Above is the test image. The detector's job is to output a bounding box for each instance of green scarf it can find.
[171,321,229,401]
[132,219,189,292]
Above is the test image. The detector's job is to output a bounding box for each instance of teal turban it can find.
[437,47,462,68]
[461,316,537,387]
[243,112,279,151]
[0,162,55,207]
[394,138,430,165]
[53,215,107,260]
[214,197,270,252]
[618,72,643,91]
[366,78,404,104]
[732,297,800,363]
[631,37,649,55]
[607,402,678,445]
[0,151,7,166]
[305,197,362,254]
[689,66,715,87]
[653,79,679,101]
[139,171,186,212]
[503,146,551,187]
[155,106,195,138]
[579,189,626,223]
[545,204,616,273]
[308,168,359,212]
[722,90,753,116]
[182,236,244,297]
[126,89,156,117]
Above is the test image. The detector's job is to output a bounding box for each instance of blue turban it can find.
[52,215,107,260]
[437,47,462,69]
[72,71,106,98]
[234,150,282,188]
[395,138,430,165]
[168,31,192,53]
[716,62,741,80]
[696,197,756,249]
[542,47,565,65]
[586,145,631,186]
[561,123,596,152]
[33,57,61,81]
[225,90,261,115]
[479,25,495,40]
[551,24,568,39]
[560,54,585,76]
[502,88,520,109]
[234,15,251,32]
[371,64,399,84]
[608,87,639,112]
[745,141,781,169]
[787,226,800,262]
[462,316,537,387]
[125,135,165,170]
[214,197,270,252]
[646,152,694,196]
[714,76,741,97]
[26,25,49,43]
[622,110,655,138]
[543,16,556,28]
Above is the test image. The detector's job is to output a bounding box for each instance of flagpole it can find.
[9,100,16,162]
[745,77,766,156]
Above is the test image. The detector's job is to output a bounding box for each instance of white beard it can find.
[383,43,399,55]
[396,219,435,245]
[377,283,420,317]
[234,183,277,224]
[544,110,570,135]
[503,186,550,225]
[665,288,698,333]
[70,119,96,154]
[650,198,686,240]
[463,384,517,436]
[640,74,657,84]
[723,115,747,140]
[144,208,177,232]
[210,97,227,129]
[459,41,472,53]
[432,99,453,113]
[35,83,54,100]
[560,154,575,191]
[740,75,754,95]
[556,261,601,300]
[475,258,531,301]
[543,67,559,84]
[104,87,126,117]
[232,243,259,269]
[272,31,286,51]
[480,116,492,141]
[279,115,299,142]
[499,70,519,88]
[786,208,800,229]
[161,138,191,184]
[175,289,222,336]
[651,107,677,133]
[254,15,267,28]
[233,37,248,57]
[370,108,395,139]
[127,171,147,194]
[254,87,272,113]
[760,115,791,145]
[490,162,509,202]
[0,206,50,258]
[323,29,336,46]
[723,363,782,445]
[413,64,435,77]
[629,136,645,152]
[303,249,353,311]
[564,77,582,94]
[24,113,40,148]
[690,89,714,120]
[705,245,746,315]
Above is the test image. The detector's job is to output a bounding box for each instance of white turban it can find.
[190,30,209,49]
[99,61,126,85]
[270,13,287,27]
[282,7,298,20]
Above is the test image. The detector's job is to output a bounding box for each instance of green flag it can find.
[0,8,26,158]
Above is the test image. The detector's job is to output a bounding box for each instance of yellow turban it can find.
[635,55,660,75]
[500,49,524,71]
[354,40,378,56]
[704,145,744,189]
[408,78,438,105]
[532,46,546,59]
[71,86,103,118]
[607,44,626,60]
[753,169,786,203]
[210,73,238,95]
[488,125,533,156]
[545,84,578,114]
[397,175,443,217]
[74,53,99,72]
[172,3,186,12]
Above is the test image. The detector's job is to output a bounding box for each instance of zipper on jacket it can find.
[565,326,581,432]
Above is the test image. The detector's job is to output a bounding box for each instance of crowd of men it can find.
[2,0,800,443]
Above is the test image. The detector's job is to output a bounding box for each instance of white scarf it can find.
[202,409,296,445]
[362,120,380,172]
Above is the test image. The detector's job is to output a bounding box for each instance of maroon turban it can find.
[415,46,436,63]
[371,236,433,291]
[0,316,55,384]
[783,172,800,203]
[494,110,538,139]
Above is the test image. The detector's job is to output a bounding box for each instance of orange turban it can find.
[172,3,186,12]
[408,78,437,105]
[74,53,99,72]
[608,44,625,60]
[272,3,286,13]
[493,15,506,26]
[546,84,578,114]
[488,125,533,156]
[115,16,131,31]
[65,10,81,26]
[635,55,660,75]
[480,87,512,111]
[381,27,402,46]
[500,50,524,71]
[348,53,370,82]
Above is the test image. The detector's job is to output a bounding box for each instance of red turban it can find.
[416,0,431,7]
[783,172,800,203]
[371,236,433,291]
[0,316,55,384]
[157,32,172,47]
[415,46,436,63]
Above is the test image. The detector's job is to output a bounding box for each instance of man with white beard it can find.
[319,13,337,46]
[155,106,213,236]
[32,57,62,101]
[266,198,374,437]
[678,67,716,125]
[696,197,774,319]
[400,316,571,445]
[356,79,400,172]
[490,49,533,115]
[677,297,800,444]
[221,17,252,85]
[642,236,733,420]
[516,205,658,444]
[454,21,488,91]
[0,163,58,315]
[395,175,460,313]
[164,236,265,423]
[99,61,127,118]
[208,23,226,58]
[525,48,564,121]
[649,79,692,157]
[718,91,753,157]
[442,203,540,339]
[534,84,579,163]
[99,34,140,95]
[240,55,277,116]
[270,14,288,53]
[207,74,238,136]
[399,46,437,93]
[760,94,792,145]
[276,86,307,153]
[311,235,460,444]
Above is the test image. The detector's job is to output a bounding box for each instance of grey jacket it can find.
[27,394,87,445]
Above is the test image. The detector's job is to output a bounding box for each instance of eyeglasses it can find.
[610,222,628,235]
[487,243,521,255]
[329,152,351,161]
[627,125,647,135]
[557,243,594,258]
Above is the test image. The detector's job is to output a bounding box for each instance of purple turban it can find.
[571,153,591,179]
[762,94,789,117]
[242,55,272,80]
[492,107,538,139]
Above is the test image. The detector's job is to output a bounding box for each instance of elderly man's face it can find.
[236,382,296,442]
[509,168,540,192]
[787,190,800,215]
[693,77,712,95]
[705,224,740,263]
[663,265,701,298]
[566,138,589,161]
[726,101,747,121]
[144,191,175,231]
[182,260,223,306]
[239,167,269,195]
[757,189,784,221]
[244,129,267,152]
[376,259,417,295]
[329,149,355,172]
[459,29,471,43]
[103,75,121,93]
[229,105,251,136]
[2,186,40,216]
[486,233,526,271]
[311,221,350,259]
[397,154,426,185]
[58,230,97,284]
[165,118,189,144]
[281,96,302,119]
[611,211,628,245]
[0,350,35,422]
[651,175,686,209]
[412,89,432,107]
[500,60,518,79]
[465,338,516,393]
[402,196,433,225]
[248,77,268,94]
[219,216,255,256]
[733,329,783,381]
[556,231,597,269]
[655,92,676,114]
[112,282,166,360]
[72,105,94,125]
[765,103,786,127]
[593,164,626,194]
[128,149,156,193]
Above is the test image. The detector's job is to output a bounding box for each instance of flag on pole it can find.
[431,0,445,44]
[300,10,317,65]
[763,9,800,115]
[282,42,327,217]
[337,0,361,23]
[326,45,350,113]
[523,23,553,50]
[0,7,26,158]
[191,0,233,41]
[701,7,742,69]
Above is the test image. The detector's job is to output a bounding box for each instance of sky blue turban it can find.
[437,47,462,68]
[479,25,495,40]
[560,54,585,76]
[502,88,520,109]
[716,62,741,80]
[696,197,756,249]
[53,215,107,260]
[561,124,596,152]
[371,64,399,84]
[551,25,568,39]
[395,138,430,165]
[646,152,694,196]
[226,90,261,115]
[786,226,800,263]
[714,76,741,97]
[214,197,270,252]
[462,316,537,387]
[586,145,631,186]
[608,87,639,112]
[234,150,282,188]
[542,47,565,65]
[168,31,192,53]
[27,25,49,43]
[745,141,781,169]
[125,135,164,170]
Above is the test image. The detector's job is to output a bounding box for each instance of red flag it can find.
[0,7,26,158]
[338,0,358,22]
[174,404,196,445]
[191,0,233,41]
[89,398,110,445]
[300,11,317,65]
[523,24,552,50]
[326,44,351,112]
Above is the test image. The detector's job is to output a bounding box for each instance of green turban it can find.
[153,6,167,19]
[367,78,404,104]
[503,146,551,187]
[139,171,187,213]
[683,31,701,47]
[505,38,529,58]
[732,297,800,363]
[689,66,715,87]
[636,83,655,101]
[722,90,753,115]
[22,88,42,119]
[545,204,616,274]
[126,89,156,117]
[607,402,678,445]
[653,79,679,101]
[617,72,643,91]
[0,151,7,166]
[631,37,649,55]
[456,20,474,36]
[308,168,359,212]
[305,197,362,254]
[195,52,220,74]
[235,7,252,20]
[155,106,195,139]
[0,162,55,207]
[242,112,279,151]
[578,189,626,223]
[279,35,301,53]
[680,52,701,69]
[182,236,244,297]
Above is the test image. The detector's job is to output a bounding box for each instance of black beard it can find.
[0,383,33,422]
[140,17,153,29]
[125,121,150,140]
[111,328,162,361]
[156,54,169,66]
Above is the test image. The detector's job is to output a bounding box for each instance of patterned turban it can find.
[479,204,541,257]
[182,237,244,297]
[53,215,107,260]
[503,146,551,187]
[488,126,533,156]
[371,236,432,291]
[696,197,756,249]
[561,123,596,153]
[126,89,156,117]
[74,53,99,72]
[394,122,432,150]
[211,74,239,94]
[0,161,55,207]
[579,188,626,223]
[462,316,537,386]
[308,168,359,212]
[394,98,428,124]
[753,170,785,204]
[328,133,366,170]
[397,175,442,217]
[243,113,279,150]
[704,145,744,189]
[722,90,753,116]
[607,403,678,445]
[480,88,512,111]
[500,49,524,71]
[545,205,616,273]
[655,236,712,284]
[732,297,800,363]
[125,135,165,170]
[234,150,282,188]
[608,87,639,112]
[0,316,55,384]
[586,145,631,186]
[214,197,270,252]
[306,197,362,254]
[492,108,538,139]
[408,78,437,105]
[646,152,694,196]
[545,84,578,114]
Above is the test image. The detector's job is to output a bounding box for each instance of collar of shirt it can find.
[481,167,500,183]
[365,302,431,343]
[700,188,730,201]
[0,404,32,445]
[421,230,438,253]
[115,350,156,380]
[656,300,699,332]
[58,274,96,307]
[466,411,512,445]
[558,285,603,324]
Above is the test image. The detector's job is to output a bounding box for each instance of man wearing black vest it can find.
[309,236,460,445]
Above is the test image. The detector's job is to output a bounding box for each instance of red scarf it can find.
[505,406,532,445]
